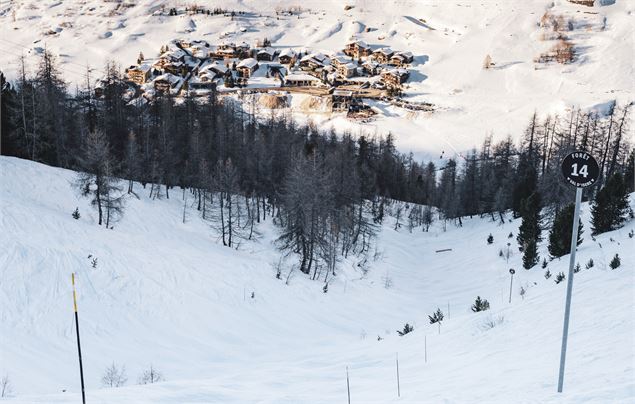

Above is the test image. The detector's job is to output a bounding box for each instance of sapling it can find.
[544,269,552,279]
[396,323,414,336]
[609,254,621,269]
[72,207,81,220]
[487,234,494,244]
[555,272,565,284]
[471,296,490,312]
[585,258,594,269]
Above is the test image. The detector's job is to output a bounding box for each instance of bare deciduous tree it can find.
[138,365,163,385]
[102,362,128,388]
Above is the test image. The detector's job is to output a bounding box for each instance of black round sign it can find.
[509,269,515,275]
[561,151,599,188]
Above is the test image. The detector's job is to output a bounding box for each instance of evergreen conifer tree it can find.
[591,173,630,235]
[548,204,583,258]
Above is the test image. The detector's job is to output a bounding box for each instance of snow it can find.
[0,0,632,160]
[0,156,633,402]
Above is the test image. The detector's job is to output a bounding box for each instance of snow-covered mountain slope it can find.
[0,0,633,159]
[0,156,633,403]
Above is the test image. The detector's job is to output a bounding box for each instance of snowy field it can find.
[0,0,633,160]
[0,156,633,403]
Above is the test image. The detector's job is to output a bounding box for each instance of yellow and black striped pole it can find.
[72,273,86,404]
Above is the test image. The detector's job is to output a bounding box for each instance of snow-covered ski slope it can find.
[0,156,633,402]
[0,0,633,159]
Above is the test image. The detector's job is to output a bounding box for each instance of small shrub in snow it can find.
[471,296,490,312]
[508,232,513,239]
[498,249,504,257]
[1,374,12,398]
[574,263,581,273]
[138,365,163,385]
[102,362,127,387]
[520,286,526,300]
[542,258,548,269]
[479,315,504,331]
[585,258,594,269]
[322,283,328,293]
[487,234,494,244]
[555,272,566,284]
[544,269,552,279]
[428,308,444,324]
[397,323,414,336]
[91,257,98,268]
[609,254,621,270]
[72,207,80,220]
[629,230,634,239]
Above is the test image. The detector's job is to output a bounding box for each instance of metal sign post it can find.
[508,269,515,304]
[557,151,599,393]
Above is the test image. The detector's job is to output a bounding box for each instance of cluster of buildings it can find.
[121,37,415,108]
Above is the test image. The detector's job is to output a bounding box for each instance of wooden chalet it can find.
[284,72,321,87]
[344,40,371,58]
[337,62,358,78]
[257,47,277,62]
[236,58,259,77]
[381,68,409,87]
[126,64,152,85]
[389,51,414,66]
[372,47,394,64]
[154,73,183,95]
[278,49,296,65]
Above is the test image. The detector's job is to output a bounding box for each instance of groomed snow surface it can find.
[0,156,633,403]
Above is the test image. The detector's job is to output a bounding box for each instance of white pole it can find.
[424,335,427,363]
[508,272,514,304]
[557,187,583,393]
[346,366,351,404]
[396,352,400,398]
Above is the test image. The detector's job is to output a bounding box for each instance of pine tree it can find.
[523,239,539,269]
[548,204,583,258]
[397,323,414,336]
[517,191,542,269]
[591,173,630,235]
[72,207,80,220]
[428,308,444,324]
[609,254,621,269]
[487,233,494,244]
[471,296,490,312]
[517,192,542,248]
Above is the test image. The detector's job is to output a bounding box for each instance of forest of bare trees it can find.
[1,50,633,277]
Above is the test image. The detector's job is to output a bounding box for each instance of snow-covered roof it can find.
[237,58,258,69]
[285,73,320,81]
[332,56,351,65]
[154,73,182,85]
[346,39,369,48]
[129,64,152,73]
[258,47,275,56]
[396,51,413,58]
[201,61,228,75]
[162,48,187,60]
[383,68,409,77]
[279,48,296,58]
[374,47,394,55]
[344,63,358,70]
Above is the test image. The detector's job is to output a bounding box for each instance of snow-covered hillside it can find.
[0,0,633,159]
[0,156,633,402]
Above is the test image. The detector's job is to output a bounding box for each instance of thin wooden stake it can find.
[396,353,401,397]
[346,366,351,404]
[424,335,427,363]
